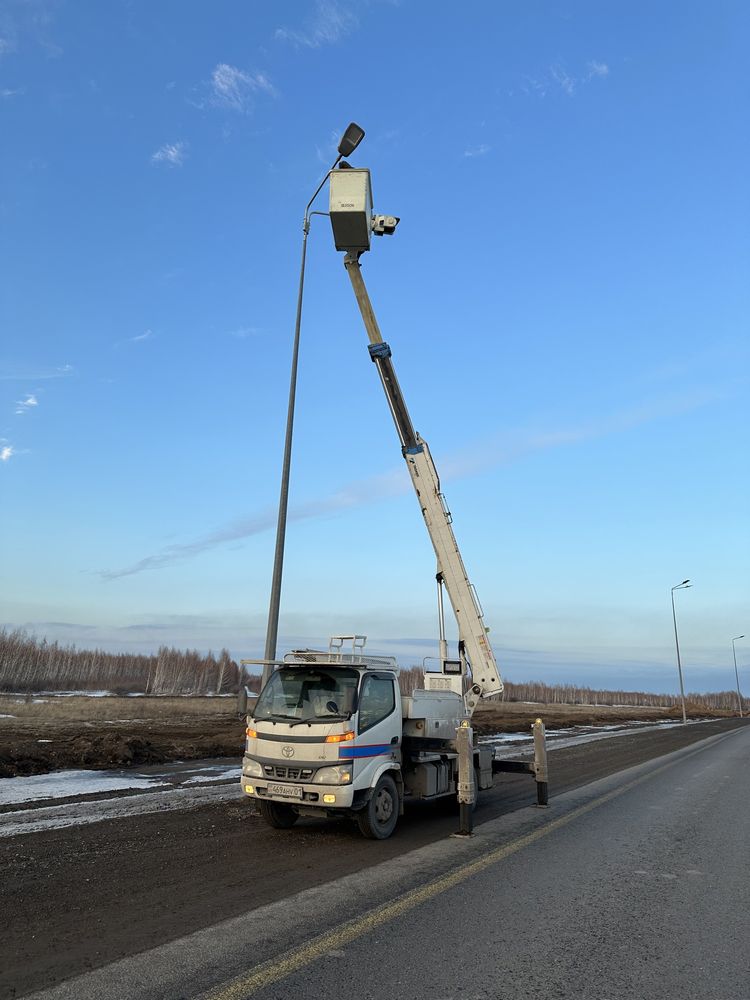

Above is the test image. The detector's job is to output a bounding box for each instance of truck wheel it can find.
[357,774,399,840]
[258,799,298,829]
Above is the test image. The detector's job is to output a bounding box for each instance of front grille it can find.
[263,765,314,781]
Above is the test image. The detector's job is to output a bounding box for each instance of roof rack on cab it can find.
[284,635,399,671]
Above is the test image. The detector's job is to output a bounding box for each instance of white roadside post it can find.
[532,718,549,806]
[456,719,475,835]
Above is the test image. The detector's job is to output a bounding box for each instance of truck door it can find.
[349,673,400,789]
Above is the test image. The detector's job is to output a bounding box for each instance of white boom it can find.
[344,254,503,715]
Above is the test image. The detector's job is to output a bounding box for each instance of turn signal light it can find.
[324,730,355,743]
[246,728,257,738]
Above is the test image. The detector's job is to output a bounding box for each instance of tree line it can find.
[0,628,240,695]
[0,627,744,710]
[395,665,746,713]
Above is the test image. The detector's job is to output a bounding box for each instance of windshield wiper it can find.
[287,712,352,727]
[259,713,300,723]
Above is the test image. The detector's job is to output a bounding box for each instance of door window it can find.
[358,675,396,733]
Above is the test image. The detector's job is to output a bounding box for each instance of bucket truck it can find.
[240,163,548,838]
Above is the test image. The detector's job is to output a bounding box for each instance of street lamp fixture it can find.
[261,123,365,688]
[731,635,745,718]
[337,122,365,158]
[670,579,691,724]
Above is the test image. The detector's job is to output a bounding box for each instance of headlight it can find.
[243,758,263,777]
[313,765,352,785]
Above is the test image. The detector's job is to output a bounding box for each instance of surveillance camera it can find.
[371,214,400,236]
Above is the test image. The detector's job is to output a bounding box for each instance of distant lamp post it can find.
[731,635,745,718]
[261,123,365,688]
[670,579,691,724]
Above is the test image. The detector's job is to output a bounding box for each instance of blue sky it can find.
[1,0,748,694]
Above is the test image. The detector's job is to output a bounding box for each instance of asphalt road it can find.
[3,718,748,999]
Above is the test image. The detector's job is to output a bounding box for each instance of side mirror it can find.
[237,685,248,719]
[338,122,365,158]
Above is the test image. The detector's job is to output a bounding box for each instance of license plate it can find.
[267,782,303,799]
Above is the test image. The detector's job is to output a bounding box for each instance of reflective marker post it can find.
[532,718,549,807]
[456,719,475,836]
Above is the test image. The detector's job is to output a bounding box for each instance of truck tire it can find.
[258,799,299,829]
[357,774,399,840]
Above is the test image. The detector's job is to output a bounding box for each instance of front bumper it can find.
[240,774,356,809]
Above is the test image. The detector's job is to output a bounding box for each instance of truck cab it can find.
[242,636,494,839]
[242,637,405,838]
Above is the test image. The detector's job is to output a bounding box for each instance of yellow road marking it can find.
[204,731,736,1000]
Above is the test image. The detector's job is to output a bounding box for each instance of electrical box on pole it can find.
[329,167,373,253]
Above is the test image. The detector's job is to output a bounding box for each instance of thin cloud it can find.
[15,393,38,415]
[1,444,14,462]
[275,0,359,48]
[100,388,719,581]
[209,63,277,113]
[587,60,610,79]
[1,87,23,98]
[550,63,576,97]
[520,59,610,99]
[464,144,490,158]
[130,329,153,343]
[151,141,187,167]
[0,363,73,381]
[316,127,342,164]
[101,466,407,581]
[228,326,261,339]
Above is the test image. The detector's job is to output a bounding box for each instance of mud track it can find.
[1,717,746,999]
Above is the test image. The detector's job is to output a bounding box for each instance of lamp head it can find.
[338,122,365,158]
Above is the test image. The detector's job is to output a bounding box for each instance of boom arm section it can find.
[344,254,503,714]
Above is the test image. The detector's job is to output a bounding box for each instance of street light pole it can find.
[670,579,691,724]
[731,635,745,718]
[261,124,365,688]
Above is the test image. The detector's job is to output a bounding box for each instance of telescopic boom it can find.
[342,252,503,716]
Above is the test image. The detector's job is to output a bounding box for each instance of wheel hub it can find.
[374,789,393,822]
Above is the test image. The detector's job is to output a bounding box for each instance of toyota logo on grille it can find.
[281,745,295,758]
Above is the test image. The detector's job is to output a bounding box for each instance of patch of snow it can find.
[0,770,167,805]
[0,759,242,809]
[485,732,531,745]
[0,714,16,719]
[0,784,241,838]
[5,690,115,698]
[481,718,684,757]
[182,765,239,785]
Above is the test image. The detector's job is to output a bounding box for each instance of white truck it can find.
[240,161,548,838]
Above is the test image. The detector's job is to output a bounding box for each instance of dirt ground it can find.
[1,716,746,1000]
[0,693,730,778]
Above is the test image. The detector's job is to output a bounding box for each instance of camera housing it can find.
[372,214,400,237]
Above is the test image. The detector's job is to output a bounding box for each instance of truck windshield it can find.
[254,667,359,724]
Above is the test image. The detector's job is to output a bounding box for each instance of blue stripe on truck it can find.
[339,743,392,759]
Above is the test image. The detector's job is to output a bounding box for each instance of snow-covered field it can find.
[0,761,241,838]
[480,718,687,755]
